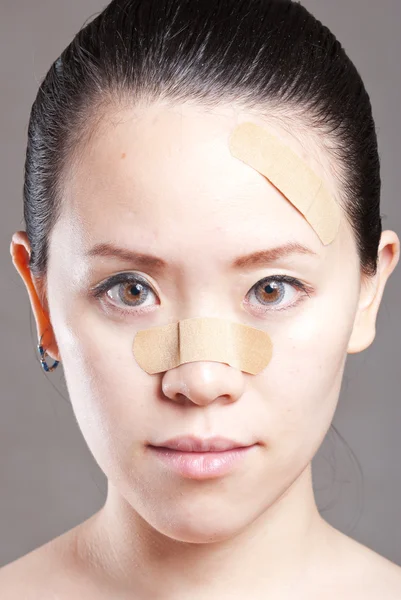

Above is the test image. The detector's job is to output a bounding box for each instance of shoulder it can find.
[353,550,401,598]
[0,525,90,599]
[356,547,401,598]
[323,525,401,599]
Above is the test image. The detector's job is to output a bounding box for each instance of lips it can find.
[150,435,252,453]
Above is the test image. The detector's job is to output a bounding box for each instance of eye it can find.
[245,275,312,313]
[91,272,312,316]
[92,273,159,311]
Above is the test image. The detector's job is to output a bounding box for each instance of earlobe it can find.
[346,312,376,354]
[347,230,400,355]
[346,272,379,354]
[10,231,60,362]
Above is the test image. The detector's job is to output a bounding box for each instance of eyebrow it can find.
[86,241,317,274]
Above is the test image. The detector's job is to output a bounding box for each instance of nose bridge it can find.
[178,273,228,318]
[161,360,246,406]
[133,316,273,384]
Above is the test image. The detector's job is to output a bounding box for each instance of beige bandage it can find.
[133,317,273,375]
[229,122,340,245]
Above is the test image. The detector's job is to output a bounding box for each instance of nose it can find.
[161,361,246,406]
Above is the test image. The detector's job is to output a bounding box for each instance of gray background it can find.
[0,0,400,568]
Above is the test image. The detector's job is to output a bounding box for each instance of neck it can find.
[78,463,336,598]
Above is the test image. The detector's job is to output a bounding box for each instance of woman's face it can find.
[45,102,362,541]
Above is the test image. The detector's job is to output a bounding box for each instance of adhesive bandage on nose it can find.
[133,317,273,375]
[229,122,340,245]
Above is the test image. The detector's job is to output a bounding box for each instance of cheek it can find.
[255,301,355,460]
[51,298,154,464]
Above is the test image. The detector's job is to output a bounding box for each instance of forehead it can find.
[58,101,346,255]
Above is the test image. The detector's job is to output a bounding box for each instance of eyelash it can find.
[91,272,313,316]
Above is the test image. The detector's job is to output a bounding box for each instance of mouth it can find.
[148,444,257,480]
[150,435,255,453]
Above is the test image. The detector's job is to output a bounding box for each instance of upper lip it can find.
[150,435,254,452]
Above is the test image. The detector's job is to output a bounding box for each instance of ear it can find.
[347,230,400,354]
[10,231,60,362]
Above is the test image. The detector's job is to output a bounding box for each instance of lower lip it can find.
[148,445,257,479]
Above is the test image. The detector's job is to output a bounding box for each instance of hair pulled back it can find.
[24,0,381,278]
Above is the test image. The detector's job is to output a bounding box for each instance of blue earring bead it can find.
[38,343,60,373]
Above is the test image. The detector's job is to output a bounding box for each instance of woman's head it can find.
[11,0,399,544]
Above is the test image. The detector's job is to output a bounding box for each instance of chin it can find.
[152,519,244,545]
[130,491,259,545]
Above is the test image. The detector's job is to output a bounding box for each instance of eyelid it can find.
[91,271,314,313]
[90,271,157,297]
[245,275,312,313]
[255,274,312,294]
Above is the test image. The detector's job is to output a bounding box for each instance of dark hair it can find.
[24,0,381,279]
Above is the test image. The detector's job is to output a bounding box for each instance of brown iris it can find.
[117,282,147,305]
[254,280,284,305]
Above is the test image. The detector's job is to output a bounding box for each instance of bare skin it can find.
[3,101,401,598]
[1,507,401,599]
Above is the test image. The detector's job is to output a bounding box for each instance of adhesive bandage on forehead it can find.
[133,317,273,375]
[229,122,341,245]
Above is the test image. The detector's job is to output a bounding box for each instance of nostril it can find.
[176,392,190,404]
